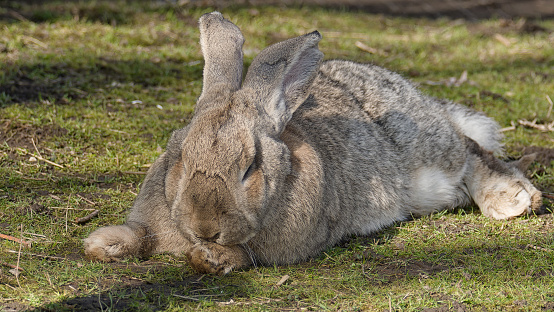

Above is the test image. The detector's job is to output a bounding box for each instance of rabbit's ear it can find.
[198,12,244,104]
[243,31,323,133]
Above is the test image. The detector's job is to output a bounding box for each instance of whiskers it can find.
[241,243,258,268]
[242,240,272,269]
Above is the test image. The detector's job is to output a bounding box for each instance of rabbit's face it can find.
[165,94,291,246]
[163,12,321,247]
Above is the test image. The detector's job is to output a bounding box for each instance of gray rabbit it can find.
[84,12,542,274]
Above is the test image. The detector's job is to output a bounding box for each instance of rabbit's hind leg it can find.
[409,166,472,217]
[464,141,542,220]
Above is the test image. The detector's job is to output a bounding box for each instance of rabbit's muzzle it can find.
[181,172,256,246]
[190,186,222,241]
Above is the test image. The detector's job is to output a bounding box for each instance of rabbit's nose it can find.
[198,232,220,242]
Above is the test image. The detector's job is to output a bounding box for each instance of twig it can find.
[14,169,49,181]
[8,10,29,22]
[49,194,62,201]
[7,250,67,261]
[354,41,388,56]
[546,95,553,119]
[4,284,16,292]
[106,128,130,135]
[31,138,42,159]
[50,206,97,211]
[527,244,553,252]
[494,33,513,47]
[21,35,48,49]
[189,286,228,293]
[0,233,30,247]
[172,294,200,301]
[217,298,283,306]
[65,203,69,233]
[74,210,99,224]
[76,194,96,206]
[45,272,53,287]
[23,232,47,238]
[16,148,64,168]
[16,225,23,287]
[543,193,554,200]
[500,120,517,132]
[175,294,225,300]
[518,119,554,132]
[19,176,48,181]
[0,261,24,271]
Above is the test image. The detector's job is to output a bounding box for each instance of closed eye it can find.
[242,162,255,183]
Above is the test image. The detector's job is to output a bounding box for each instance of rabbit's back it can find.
[307,60,468,165]
[248,59,503,264]
[289,60,475,223]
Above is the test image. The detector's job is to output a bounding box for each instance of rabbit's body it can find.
[240,59,509,265]
[84,13,542,274]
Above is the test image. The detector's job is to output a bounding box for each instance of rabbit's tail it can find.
[443,101,504,156]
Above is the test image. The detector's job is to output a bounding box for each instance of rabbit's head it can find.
[164,12,323,246]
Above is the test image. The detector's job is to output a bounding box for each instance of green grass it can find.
[1,1,553,311]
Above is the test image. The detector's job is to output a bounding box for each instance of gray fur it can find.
[84,12,542,273]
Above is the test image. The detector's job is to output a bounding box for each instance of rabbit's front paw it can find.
[187,242,249,275]
[84,225,141,262]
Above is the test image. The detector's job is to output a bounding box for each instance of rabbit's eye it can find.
[242,162,255,182]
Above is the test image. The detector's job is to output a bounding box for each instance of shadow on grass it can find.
[42,272,252,311]
[35,216,554,311]
[0,0,185,25]
[0,58,203,107]
[0,51,550,108]
[335,205,553,274]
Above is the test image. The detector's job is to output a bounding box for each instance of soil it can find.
[0,65,86,106]
[1,120,68,152]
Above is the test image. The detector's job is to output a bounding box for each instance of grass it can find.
[1,1,553,311]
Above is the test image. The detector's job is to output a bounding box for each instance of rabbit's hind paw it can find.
[478,180,542,220]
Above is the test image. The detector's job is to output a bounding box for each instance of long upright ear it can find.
[198,12,244,104]
[242,31,323,133]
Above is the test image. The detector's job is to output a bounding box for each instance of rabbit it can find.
[84,12,542,274]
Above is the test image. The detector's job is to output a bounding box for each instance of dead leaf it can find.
[9,268,21,277]
[355,41,388,56]
[494,33,513,47]
[49,194,62,201]
[455,70,468,87]
[276,274,290,287]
